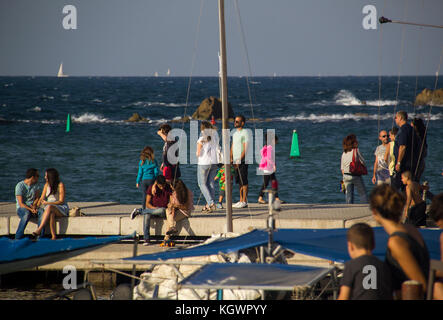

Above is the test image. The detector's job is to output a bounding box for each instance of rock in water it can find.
[414,88,443,106]
[126,113,146,122]
[192,96,234,120]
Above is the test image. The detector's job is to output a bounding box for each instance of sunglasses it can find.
[380,135,387,138]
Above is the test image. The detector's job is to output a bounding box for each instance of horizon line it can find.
[0,74,440,78]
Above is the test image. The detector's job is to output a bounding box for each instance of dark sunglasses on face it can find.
[381,135,387,138]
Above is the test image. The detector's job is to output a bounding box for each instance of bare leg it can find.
[241,185,248,203]
[35,205,64,239]
[35,206,52,235]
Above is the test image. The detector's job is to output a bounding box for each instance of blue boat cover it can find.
[124,228,442,263]
[0,233,134,274]
[179,263,335,290]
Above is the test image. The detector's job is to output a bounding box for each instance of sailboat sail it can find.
[57,63,68,77]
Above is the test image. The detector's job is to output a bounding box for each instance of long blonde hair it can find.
[140,146,155,165]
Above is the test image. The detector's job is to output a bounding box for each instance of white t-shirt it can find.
[232,128,251,163]
[341,148,365,174]
[197,136,219,165]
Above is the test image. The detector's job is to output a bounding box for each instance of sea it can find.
[1,76,442,206]
[1,76,442,300]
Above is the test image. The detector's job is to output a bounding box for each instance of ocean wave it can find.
[307,89,400,107]
[129,101,188,108]
[27,106,42,112]
[72,113,117,123]
[334,89,363,106]
[274,112,443,123]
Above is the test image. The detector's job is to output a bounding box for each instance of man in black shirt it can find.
[338,223,392,300]
[392,111,421,190]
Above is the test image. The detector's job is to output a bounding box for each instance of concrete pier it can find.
[0,201,376,271]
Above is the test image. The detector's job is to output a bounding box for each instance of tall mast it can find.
[218,0,233,232]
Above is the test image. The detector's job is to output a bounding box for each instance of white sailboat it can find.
[57,62,68,77]
[154,71,159,77]
[166,68,171,76]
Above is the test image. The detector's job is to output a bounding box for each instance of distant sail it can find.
[154,72,159,77]
[166,68,171,76]
[57,63,68,77]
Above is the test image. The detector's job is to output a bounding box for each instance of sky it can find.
[0,0,442,76]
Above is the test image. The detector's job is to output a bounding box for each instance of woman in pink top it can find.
[258,134,281,204]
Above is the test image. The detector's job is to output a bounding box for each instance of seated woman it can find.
[162,179,194,246]
[369,184,430,299]
[428,193,443,300]
[130,175,172,245]
[32,168,69,240]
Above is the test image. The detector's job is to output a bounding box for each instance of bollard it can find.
[401,280,423,300]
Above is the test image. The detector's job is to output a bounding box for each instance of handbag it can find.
[349,148,368,176]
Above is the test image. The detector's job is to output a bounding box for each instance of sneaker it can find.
[233,201,243,208]
[240,202,248,208]
[216,203,223,209]
[130,208,140,220]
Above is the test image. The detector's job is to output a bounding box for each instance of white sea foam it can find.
[308,90,400,107]
[365,100,398,106]
[274,112,443,123]
[334,90,363,106]
[28,106,42,112]
[72,113,115,123]
[130,101,187,107]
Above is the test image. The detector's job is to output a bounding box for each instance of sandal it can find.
[166,227,178,236]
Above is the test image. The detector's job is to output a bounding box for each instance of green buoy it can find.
[66,113,71,132]
[290,130,300,158]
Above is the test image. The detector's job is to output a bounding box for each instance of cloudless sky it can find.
[0,0,442,76]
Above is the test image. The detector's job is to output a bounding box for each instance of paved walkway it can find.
[0,201,376,237]
[0,201,381,272]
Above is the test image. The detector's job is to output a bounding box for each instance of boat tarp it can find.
[179,263,335,291]
[123,228,441,264]
[0,233,134,275]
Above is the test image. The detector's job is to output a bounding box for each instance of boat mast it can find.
[218,0,233,232]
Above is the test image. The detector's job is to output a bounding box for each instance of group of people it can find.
[14,168,68,240]
[341,110,430,227]
[130,115,282,244]
[338,184,443,300]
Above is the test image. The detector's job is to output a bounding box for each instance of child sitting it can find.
[338,223,392,300]
[401,171,427,227]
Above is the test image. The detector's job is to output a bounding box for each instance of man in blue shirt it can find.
[15,168,42,239]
